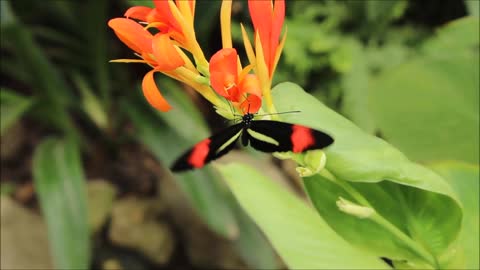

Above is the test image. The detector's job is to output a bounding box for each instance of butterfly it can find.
[170,112,334,172]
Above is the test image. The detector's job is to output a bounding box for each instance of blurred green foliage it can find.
[33,138,90,270]
[1,0,478,269]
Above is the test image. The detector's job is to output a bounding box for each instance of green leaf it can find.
[304,174,461,267]
[126,0,154,8]
[429,161,479,270]
[82,0,110,107]
[218,163,389,269]
[271,82,463,267]
[231,201,281,269]
[33,138,90,269]
[0,88,32,135]
[369,54,479,164]
[2,5,78,140]
[366,0,408,24]
[422,16,480,58]
[71,73,108,130]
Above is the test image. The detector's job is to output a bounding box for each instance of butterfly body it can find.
[240,113,254,146]
[171,113,334,172]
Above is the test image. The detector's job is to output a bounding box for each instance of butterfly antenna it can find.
[256,110,301,117]
[228,100,243,122]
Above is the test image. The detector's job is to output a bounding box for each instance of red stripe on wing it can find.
[291,125,315,152]
[188,138,211,168]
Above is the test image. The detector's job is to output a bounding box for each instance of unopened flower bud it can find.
[336,197,375,219]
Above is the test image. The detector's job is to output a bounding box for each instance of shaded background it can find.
[1,0,478,269]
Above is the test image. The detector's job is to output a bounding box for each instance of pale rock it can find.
[0,196,54,269]
[87,180,117,234]
[109,197,174,265]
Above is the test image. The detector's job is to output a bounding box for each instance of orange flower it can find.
[124,0,195,46]
[109,0,223,112]
[248,0,285,78]
[108,18,185,111]
[209,48,262,114]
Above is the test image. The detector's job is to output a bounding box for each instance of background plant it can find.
[1,0,478,269]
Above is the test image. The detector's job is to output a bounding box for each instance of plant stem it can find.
[369,212,439,268]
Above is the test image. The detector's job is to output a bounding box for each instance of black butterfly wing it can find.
[246,120,334,153]
[170,123,244,172]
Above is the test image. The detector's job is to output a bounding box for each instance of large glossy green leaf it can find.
[218,163,388,269]
[0,88,32,135]
[369,17,479,164]
[304,174,461,268]
[271,82,463,268]
[421,17,479,58]
[231,200,281,269]
[273,82,460,199]
[32,138,90,269]
[429,161,479,270]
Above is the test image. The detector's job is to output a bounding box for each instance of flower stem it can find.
[262,80,277,116]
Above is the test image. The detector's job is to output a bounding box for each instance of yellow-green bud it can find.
[336,197,375,219]
[303,150,326,175]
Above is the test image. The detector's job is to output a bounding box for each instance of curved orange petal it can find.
[239,94,262,114]
[248,0,273,65]
[153,0,183,34]
[146,8,164,24]
[238,74,262,114]
[108,18,153,54]
[248,0,285,74]
[124,6,153,21]
[238,74,262,98]
[272,0,285,44]
[248,0,273,37]
[152,34,185,71]
[209,48,239,100]
[270,0,285,73]
[141,70,172,112]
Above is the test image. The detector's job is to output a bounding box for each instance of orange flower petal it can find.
[272,0,285,44]
[238,74,262,113]
[141,70,172,112]
[248,0,285,74]
[124,6,153,21]
[209,48,239,99]
[248,0,273,64]
[239,94,262,114]
[146,8,163,24]
[152,34,185,71]
[239,74,262,98]
[108,18,153,54]
[153,0,183,34]
[188,0,196,17]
